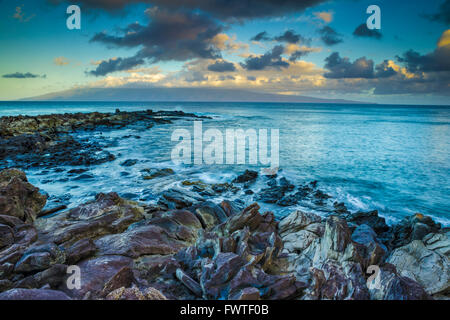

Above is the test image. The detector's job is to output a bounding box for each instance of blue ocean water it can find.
[1,101,449,226]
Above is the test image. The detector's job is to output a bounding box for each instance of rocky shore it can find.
[0,167,448,300]
[0,110,448,300]
[0,109,209,169]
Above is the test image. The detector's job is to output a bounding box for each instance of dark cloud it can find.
[240,45,289,71]
[207,60,236,72]
[89,8,223,76]
[251,30,309,44]
[88,56,145,76]
[57,0,328,20]
[2,72,46,79]
[274,30,304,44]
[289,50,311,62]
[324,52,397,79]
[318,26,343,46]
[424,0,450,24]
[353,23,382,39]
[396,45,450,73]
[251,31,271,42]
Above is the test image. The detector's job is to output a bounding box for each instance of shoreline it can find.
[0,109,448,300]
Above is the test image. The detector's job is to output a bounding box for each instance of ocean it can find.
[1,101,449,226]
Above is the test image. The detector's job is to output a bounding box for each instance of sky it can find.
[0,0,449,104]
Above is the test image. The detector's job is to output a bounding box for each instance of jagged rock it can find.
[392,213,442,248]
[0,169,47,223]
[0,288,72,300]
[387,239,449,295]
[352,224,387,268]
[176,268,203,297]
[368,264,430,300]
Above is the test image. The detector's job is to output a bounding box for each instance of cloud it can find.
[396,30,450,73]
[54,56,70,66]
[274,30,306,44]
[89,7,223,76]
[207,60,237,72]
[324,52,397,79]
[240,45,289,70]
[211,33,249,53]
[57,0,328,20]
[2,72,46,79]
[353,23,382,39]
[251,31,271,42]
[250,30,309,45]
[424,0,450,24]
[318,26,343,46]
[88,56,145,76]
[13,5,35,22]
[313,11,333,23]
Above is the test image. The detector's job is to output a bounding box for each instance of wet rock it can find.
[142,168,174,180]
[35,192,145,246]
[120,159,138,167]
[233,170,258,184]
[392,213,441,248]
[333,202,349,215]
[159,188,205,210]
[347,210,390,235]
[0,288,71,300]
[0,169,47,223]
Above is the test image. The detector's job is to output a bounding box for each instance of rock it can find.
[0,224,14,249]
[106,286,167,300]
[254,186,287,204]
[61,255,133,299]
[159,188,205,209]
[229,287,260,300]
[176,268,203,297]
[0,288,71,300]
[0,169,47,223]
[352,224,387,267]
[279,210,322,236]
[14,243,66,273]
[66,239,97,265]
[100,266,135,297]
[14,264,67,289]
[142,168,174,180]
[392,213,441,248]
[387,239,449,295]
[368,264,430,300]
[120,159,138,167]
[35,192,145,246]
[333,202,349,215]
[233,170,258,183]
[194,202,228,230]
